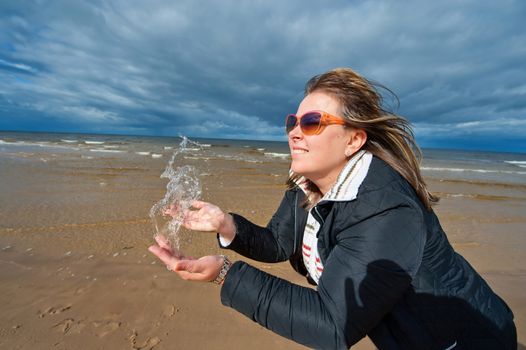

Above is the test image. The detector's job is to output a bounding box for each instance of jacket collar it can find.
[294,150,373,203]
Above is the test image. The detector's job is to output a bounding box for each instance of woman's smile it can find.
[291,147,308,155]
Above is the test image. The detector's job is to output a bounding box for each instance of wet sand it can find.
[0,149,525,349]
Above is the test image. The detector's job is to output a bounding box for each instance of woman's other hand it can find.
[182,200,236,241]
[148,236,225,282]
[172,255,224,282]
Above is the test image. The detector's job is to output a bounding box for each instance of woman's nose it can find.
[288,123,303,140]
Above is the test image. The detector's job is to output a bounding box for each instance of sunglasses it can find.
[285,110,346,135]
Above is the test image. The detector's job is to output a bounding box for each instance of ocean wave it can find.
[438,192,518,201]
[505,160,526,168]
[0,140,78,150]
[89,148,125,153]
[448,193,473,198]
[151,153,163,158]
[84,140,105,145]
[135,151,151,156]
[183,156,208,160]
[61,139,78,143]
[421,166,526,176]
[264,152,290,159]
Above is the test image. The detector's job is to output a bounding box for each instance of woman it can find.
[149,68,517,349]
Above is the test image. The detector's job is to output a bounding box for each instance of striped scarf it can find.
[296,150,372,284]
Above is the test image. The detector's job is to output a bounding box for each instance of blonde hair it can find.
[288,67,438,209]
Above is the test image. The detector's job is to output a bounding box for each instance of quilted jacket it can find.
[219,156,516,349]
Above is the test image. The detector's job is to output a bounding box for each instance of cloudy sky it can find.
[1,0,525,152]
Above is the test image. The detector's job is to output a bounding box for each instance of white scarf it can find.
[295,150,372,284]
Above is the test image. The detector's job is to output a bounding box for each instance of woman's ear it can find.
[345,129,367,157]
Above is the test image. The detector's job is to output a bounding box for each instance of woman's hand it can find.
[172,255,224,282]
[148,235,224,282]
[182,200,226,232]
[165,200,236,241]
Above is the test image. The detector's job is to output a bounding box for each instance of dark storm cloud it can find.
[0,0,525,150]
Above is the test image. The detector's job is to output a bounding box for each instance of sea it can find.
[1,131,525,186]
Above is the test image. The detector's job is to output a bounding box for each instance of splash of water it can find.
[149,136,202,249]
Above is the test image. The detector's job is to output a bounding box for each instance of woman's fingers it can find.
[172,259,205,281]
[151,236,185,259]
[182,211,211,231]
[190,200,208,209]
[163,203,181,218]
[148,245,180,270]
[172,256,223,282]
[154,234,172,251]
[182,204,225,233]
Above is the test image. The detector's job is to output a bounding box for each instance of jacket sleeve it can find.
[219,189,299,263]
[220,191,426,349]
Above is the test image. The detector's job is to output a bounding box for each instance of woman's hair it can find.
[288,67,439,209]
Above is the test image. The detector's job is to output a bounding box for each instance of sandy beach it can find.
[0,138,525,349]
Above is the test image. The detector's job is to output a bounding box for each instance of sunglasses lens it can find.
[300,112,322,135]
[285,115,298,133]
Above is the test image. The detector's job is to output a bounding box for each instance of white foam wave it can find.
[84,140,105,145]
[0,140,78,150]
[61,139,78,143]
[89,148,125,153]
[151,153,163,158]
[135,151,151,155]
[183,156,207,160]
[164,146,173,150]
[448,193,475,198]
[264,152,290,159]
[421,166,526,176]
[505,161,526,168]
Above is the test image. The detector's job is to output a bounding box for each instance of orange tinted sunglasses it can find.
[285,110,346,135]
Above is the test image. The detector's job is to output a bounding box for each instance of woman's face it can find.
[288,92,360,190]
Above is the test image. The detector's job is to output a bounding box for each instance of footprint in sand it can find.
[0,325,22,337]
[53,318,86,334]
[162,304,179,318]
[38,305,72,318]
[92,320,121,338]
[129,330,161,350]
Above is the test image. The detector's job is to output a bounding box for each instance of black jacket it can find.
[219,157,516,349]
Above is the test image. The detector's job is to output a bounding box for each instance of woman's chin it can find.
[291,166,310,178]
[290,163,304,175]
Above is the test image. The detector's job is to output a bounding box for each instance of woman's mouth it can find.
[292,148,308,154]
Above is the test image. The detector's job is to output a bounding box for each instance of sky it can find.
[1,0,525,153]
